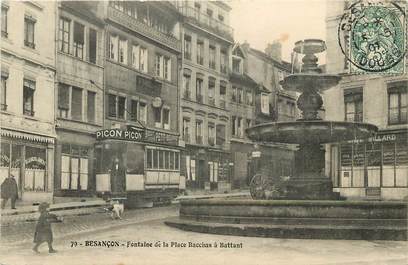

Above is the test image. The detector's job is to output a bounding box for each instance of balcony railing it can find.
[196,135,203,145]
[196,94,203,103]
[178,6,234,41]
[108,6,181,52]
[208,98,215,106]
[183,90,191,100]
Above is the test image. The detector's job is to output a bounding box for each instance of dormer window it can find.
[232,57,243,74]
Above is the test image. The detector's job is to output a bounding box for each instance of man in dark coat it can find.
[1,174,18,209]
[33,202,59,253]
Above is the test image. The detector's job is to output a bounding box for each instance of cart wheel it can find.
[250,174,270,200]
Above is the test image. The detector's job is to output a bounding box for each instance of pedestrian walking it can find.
[1,174,18,209]
[33,202,61,254]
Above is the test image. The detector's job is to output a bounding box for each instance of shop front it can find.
[54,130,96,198]
[94,126,184,205]
[0,129,54,203]
[330,129,408,200]
[183,145,231,192]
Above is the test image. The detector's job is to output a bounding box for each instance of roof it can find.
[249,48,292,72]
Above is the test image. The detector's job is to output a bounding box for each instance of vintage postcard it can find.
[0,0,407,265]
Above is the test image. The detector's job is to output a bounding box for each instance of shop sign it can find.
[348,133,402,143]
[96,128,179,146]
[96,129,144,141]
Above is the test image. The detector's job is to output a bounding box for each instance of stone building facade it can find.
[1,1,57,203]
[174,1,234,191]
[325,1,408,200]
[53,1,105,200]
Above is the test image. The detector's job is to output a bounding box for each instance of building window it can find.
[232,57,242,74]
[23,79,35,116]
[153,107,161,128]
[237,87,243,104]
[196,77,203,103]
[87,91,96,123]
[130,99,138,121]
[164,57,171,81]
[139,47,148,72]
[163,108,170,130]
[216,124,226,146]
[209,45,216,70]
[108,94,116,118]
[208,78,215,105]
[246,119,252,130]
[58,83,69,118]
[155,54,162,77]
[146,148,180,171]
[89,28,97,64]
[184,34,191,60]
[246,89,253,105]
[231,116,236,136]
[219,83,226,109]
[218,14,224,22]
[131,45,140,69]
[344,90,363,122]
[109,35,118,61]
[183,73,191,99]
[196,120,203,144]
[24,16,36,49]
[59,17,70,54]
[183,118,191,142]
[388,84,407,125]
[232,86,237,102]
[61,145,89,191]
[71,86,83,121]
[206,8,213,17]
[1,6,8,38]
[73,22,84,59]
[1,74,7,110]
[25,146,47,191]
[118,38,128,64]
[197,40,204,65]
[261,93,269,114]
[220,49,227,74]
[139,102,147,123]
[237,117,243,137]
[117,96,126,119]
[208,123,215,146]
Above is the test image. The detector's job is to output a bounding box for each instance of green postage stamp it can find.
[338,1,406,74]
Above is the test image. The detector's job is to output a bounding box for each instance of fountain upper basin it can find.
[246,120,378,144]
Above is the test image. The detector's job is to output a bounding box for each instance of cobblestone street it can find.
[1,212,407,265]
[1,205,179,246]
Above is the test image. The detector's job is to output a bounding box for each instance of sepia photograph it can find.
[0,0,407,264]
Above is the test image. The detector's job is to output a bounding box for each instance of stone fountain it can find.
[246,39,377,200]
[165,40,407,241]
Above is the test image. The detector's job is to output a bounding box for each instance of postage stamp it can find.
[338,1,406,74]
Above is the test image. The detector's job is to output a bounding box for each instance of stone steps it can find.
[165,217,407,241]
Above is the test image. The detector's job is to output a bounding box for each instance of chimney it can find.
[265,40,282,62]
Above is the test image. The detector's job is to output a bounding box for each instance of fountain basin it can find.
[165,199,407,240]
[281,73,341,92]
[246,120,378,144]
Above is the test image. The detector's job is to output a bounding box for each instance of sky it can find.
[229,0,327,62]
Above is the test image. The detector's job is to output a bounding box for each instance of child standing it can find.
[33,202,59,253]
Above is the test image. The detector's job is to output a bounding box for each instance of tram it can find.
[94,126,185,208]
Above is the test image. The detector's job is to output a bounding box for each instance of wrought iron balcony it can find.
[178,6,234,42]
[108,6,181,52]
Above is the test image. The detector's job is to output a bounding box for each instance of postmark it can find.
[338,1,406,74]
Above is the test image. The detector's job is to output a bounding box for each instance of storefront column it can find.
[47,143,54,193]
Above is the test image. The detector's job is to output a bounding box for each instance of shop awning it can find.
[1,128,55,144]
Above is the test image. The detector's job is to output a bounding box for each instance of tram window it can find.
[153,149,158,169]
[170,152,175,169]
[146,149,152,169]
[159,150,164,169]
[175,152,179,170]
[165,151,170,169]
